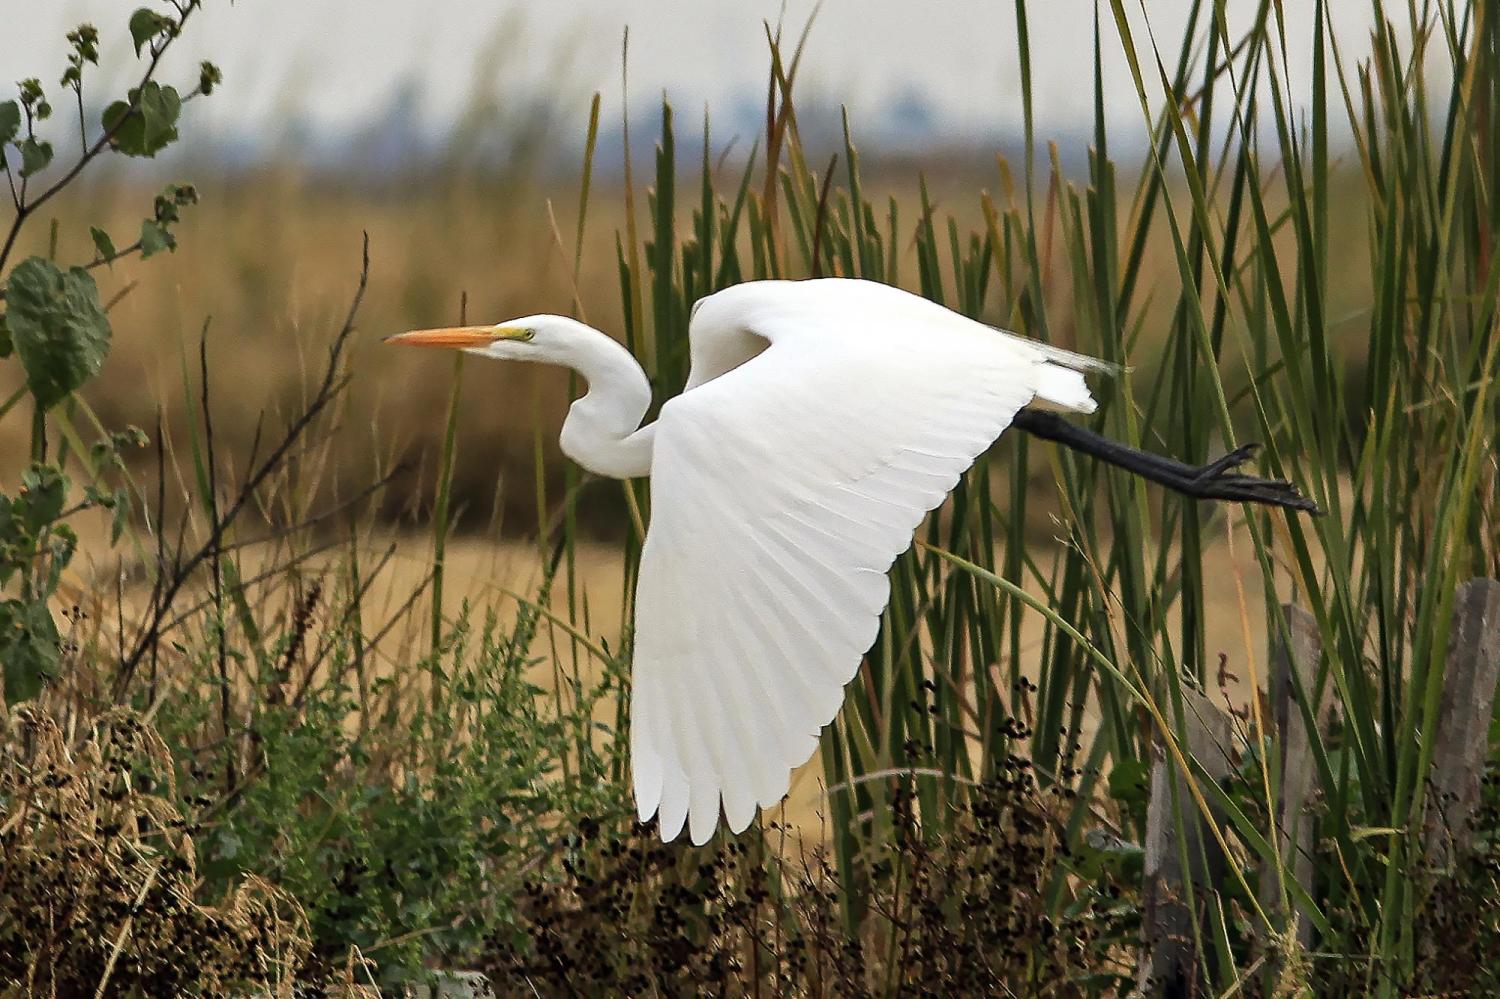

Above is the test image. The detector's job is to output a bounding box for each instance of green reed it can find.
[557,0,1500,991]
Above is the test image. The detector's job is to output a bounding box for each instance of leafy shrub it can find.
[0,1,213,703]
[178,604,632,984]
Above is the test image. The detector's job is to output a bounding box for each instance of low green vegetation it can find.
[2,1,1498,996]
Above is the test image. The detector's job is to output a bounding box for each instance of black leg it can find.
[1011,409,1320,514]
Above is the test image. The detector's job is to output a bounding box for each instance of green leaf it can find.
[101,82,180,158]
[0,466,69,594]
[42,525,77,595]
[198,61,222,96]
[3,257,112,409]
[89,226,117,261]
[0,100,19,144]
[128,8,170,56]
[1106,757,1151,828]
[139,219,174,258]
[1107,757,1150,803]
[1076,828,1145,881]
[19,137,53,178]
[109,488,130,544]
[17,464,67,532]
[0,599,60,703]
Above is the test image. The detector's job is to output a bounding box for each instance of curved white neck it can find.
[556,330,655,479]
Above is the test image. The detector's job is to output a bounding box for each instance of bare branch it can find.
[115,235,373,694]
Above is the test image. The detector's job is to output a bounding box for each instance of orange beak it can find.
[383,326,507,349]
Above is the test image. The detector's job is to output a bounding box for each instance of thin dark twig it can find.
[115,555,126,666]
[115,235,372,694]
[103,281,139,313]
[84,239,145,272]
[171,499,192,593]
[147,412,166,698]
[135,456,386,628]
[354,569,435,671]
[156,536,346,638]
[242,411,266,485]
[199,322,234,792]
[74,85,87,153]
[215,467,401,556]
[293,541,400,709]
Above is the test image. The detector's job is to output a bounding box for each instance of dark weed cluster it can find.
[1207,763,1500,997]
[482,762,1135,997]
[1298,771,1500,997]
[1407,849,1500,997]
[0,706,318,997]
[871,775,1133,996]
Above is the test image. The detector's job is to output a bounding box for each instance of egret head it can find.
[384,315,587,365]
[386,311,654,478]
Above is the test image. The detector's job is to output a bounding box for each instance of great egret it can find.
[388,277,1313,846]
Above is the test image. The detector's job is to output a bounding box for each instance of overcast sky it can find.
[4,1,1410,151]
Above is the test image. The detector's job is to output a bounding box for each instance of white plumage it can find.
[634,280,1097,844]
[387,278,1102,846]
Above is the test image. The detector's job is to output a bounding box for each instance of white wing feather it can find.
[631,281,1098,844]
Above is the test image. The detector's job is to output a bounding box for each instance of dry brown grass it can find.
[0,706,322,996]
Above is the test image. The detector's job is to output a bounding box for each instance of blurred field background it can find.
[1,0,1384,535]
[1,165,1374,527]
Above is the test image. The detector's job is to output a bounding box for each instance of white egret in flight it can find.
[388,278,1313,846]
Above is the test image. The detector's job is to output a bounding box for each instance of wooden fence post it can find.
[1259,603,1325,950]
[1425,578,1500,865]
[1138,685,1236,998]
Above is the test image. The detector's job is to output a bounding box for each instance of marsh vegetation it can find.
[2,1,1498,996]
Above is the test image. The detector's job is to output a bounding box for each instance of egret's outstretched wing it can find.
[631,282,1097,845]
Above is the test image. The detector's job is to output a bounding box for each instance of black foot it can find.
[1176,454,1321,513]
[1011,409,1321,515]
